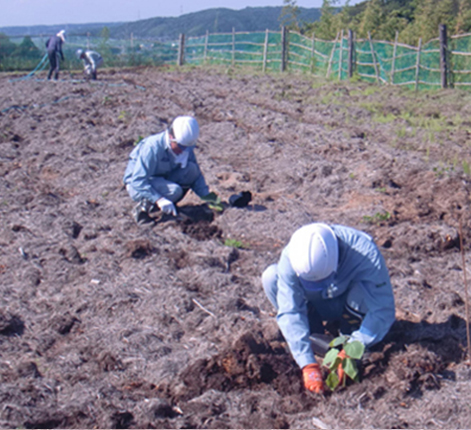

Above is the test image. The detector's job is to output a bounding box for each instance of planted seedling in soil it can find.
[322,335,365,391]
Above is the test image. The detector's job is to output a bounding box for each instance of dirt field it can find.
[1,65,471,429]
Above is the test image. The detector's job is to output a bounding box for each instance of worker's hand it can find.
[157,197,177,216]
[337,349,348,383]
[201,192,223,212]
[302,363,324,394]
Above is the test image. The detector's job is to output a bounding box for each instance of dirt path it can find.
[1,66,471,429]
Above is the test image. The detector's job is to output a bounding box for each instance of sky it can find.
[0,0,358,28]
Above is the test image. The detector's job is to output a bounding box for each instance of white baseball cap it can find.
[171,116,199,147]
[288,223,338,286]
[57,30,66,42]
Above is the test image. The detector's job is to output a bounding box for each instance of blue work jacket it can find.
[276,224,395,368]
[123,131,209,203]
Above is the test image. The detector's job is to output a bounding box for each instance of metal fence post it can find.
[177,33,185,66]
[281,26,288,72]
[439,24,448,88]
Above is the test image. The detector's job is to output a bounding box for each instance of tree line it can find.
[0,34,43,71]
[281,0,471,45]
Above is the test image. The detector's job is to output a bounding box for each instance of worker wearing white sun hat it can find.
[261,223,395,393]
[123,116,221,224]
[45,30,66,80]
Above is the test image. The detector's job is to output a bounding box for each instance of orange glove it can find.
[337,349,347,382]
[302,363,324,393]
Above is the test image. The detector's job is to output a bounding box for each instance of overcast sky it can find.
[0,0,358,28]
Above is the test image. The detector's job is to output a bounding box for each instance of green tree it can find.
[401,0,459,44]
[98,26,113,66]
[358,0,384,38]
[307,0,339,39]
[279,0,301,31]
[13,36,41,60]
[456,0,471,33]
[0,33,16,63]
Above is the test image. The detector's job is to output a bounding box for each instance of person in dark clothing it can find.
[46,30,65,80]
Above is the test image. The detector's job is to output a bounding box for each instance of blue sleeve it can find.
[276,249,316,369]
[333,225,396,347]
[350,273,395,347]
[187,150,209,197]
[128,140,163,203]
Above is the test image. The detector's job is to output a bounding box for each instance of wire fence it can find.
[7,26,471,90]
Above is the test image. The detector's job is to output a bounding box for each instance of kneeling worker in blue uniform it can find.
[262,223,395,393]
[123,116,220,224]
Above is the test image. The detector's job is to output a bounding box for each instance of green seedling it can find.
[118,110,129,122]
[463,160,471,176]
[363,211,391,225]
[224,238,246,249]
[322,335,365,391]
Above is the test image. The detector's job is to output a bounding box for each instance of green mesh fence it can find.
[17,30,471,89]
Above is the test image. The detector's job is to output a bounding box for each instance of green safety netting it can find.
[12,31,471,89]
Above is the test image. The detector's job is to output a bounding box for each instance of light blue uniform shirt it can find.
[276,224,395,368]
[123,131,209,203]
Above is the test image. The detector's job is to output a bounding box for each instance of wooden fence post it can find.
[232,27,236,67]
[204,31,209,64]
[327,32,339,78]
[281,26,288,72]
[439,24,448,88]
[391,31,398,84]
[348,29,354,78]
[311,32,316,74]
[415,37,423,91]
[339,29,344,80]
[368,31,380,83]
[177,33,185,66]
[263,29,269,73]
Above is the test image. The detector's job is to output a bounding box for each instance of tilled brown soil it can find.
[1,66,471,429]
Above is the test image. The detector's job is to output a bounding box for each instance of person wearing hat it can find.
[261,223,395,394]
[45,30,66,80]
[123,116,221,224]
[76,49,103,80]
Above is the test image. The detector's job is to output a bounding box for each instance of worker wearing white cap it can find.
[123,116,221,224]
[45,30,66,80]
[261,223,395,394]
[76,49,103,80]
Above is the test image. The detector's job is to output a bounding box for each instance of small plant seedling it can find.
[363,211,391,225]
[463,160,470,176]
[224,238,245,249]
[322,335,365,391]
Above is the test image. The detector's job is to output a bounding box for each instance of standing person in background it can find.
[76,49,103,80]
[261,222,396,394]
[46,30,66,80]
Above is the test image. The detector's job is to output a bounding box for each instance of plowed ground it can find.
[1,66,471,429]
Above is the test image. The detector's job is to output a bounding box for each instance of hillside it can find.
[0,7,321,40]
